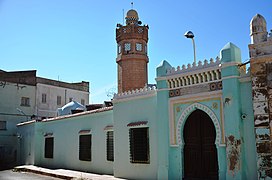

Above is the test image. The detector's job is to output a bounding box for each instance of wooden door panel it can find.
[183,109,218,180]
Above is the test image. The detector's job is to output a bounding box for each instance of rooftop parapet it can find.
[113,85,156,101]
[162,57,221,89]
[166,57,221,76]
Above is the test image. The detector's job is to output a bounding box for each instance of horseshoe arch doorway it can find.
[183,109,219,180]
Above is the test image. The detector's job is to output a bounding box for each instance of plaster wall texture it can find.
[113,95,158,180]
[0,82,36,169]
[17,122,35,165]
[32,110,113,175]
[240,81,258,179]
[155,74,170,180]
[221,42,243,179]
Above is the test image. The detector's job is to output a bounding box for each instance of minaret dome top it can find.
[250,14,267,35]
[126,9,139,25]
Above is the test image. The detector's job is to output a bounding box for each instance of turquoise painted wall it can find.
[17,122,35,165]
[156,60,171,180]
[240,81,258,179]
[33,110,114,175]
[113,95,158,180]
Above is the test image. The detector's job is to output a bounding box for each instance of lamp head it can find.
[184,31,194,39]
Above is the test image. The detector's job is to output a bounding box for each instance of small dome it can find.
[125,9,139,25]
[250,14,267,34]
[57,100,86,116]
[126,9,139,19]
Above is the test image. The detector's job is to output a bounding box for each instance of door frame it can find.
[175,103,224,179]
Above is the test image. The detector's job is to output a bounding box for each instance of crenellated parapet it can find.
[113,85,156,101]
[165,57,221,89]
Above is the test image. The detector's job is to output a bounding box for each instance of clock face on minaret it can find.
[116,9,149,93]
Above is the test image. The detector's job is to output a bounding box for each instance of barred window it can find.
[57,96,61,105]
[42,93,47,103]
[106,131,114,161]
[0,121,7,130]
[44,137,54,158]
[81,99,85,106]
[129,127,150,163]
[79,134,92,161]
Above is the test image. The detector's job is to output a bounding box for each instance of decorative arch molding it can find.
[176,103,222,146]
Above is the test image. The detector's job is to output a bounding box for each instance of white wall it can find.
[34,110,114,175]
[0,81,36,168]
[36,83,89,118]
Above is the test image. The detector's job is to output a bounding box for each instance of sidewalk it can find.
[14,165,126,180]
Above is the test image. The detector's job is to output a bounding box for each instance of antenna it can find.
[122,8,124,25]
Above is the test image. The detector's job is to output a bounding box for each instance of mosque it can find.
[16,9,272,180]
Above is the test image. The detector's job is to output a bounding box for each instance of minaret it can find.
[249,14,272,179]
[116,9,149,93]
[250,14,268,44]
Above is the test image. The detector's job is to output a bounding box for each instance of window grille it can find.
[106,131,114,161]
[79,134,92,161]
[57,96,61,105]
[129,127,150,163]
[42,93,47,103]
[0,121,7,130]
[81,99,85,106]
[44,137,54,158]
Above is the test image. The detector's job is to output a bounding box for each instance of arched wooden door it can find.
[183,109,218,180]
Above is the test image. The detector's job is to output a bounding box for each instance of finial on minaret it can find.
[131,2,134,9]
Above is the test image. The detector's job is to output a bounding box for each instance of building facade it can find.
[0,70,89,169]
[14,11,272,180]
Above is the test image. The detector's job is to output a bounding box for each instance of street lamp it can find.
[184,31,196,64]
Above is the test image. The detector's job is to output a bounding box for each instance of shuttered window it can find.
[106,131,114,161]
[129,127,150,163]
[44,137,54,158]
[79,134,91,161]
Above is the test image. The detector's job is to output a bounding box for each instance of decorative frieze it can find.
[169,81,222,98]
[165,58,222,93]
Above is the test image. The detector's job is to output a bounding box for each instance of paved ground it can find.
[12,165,126,180]
[0,169,61,180]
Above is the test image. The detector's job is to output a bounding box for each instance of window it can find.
[79,134,92,161]
[118,44,121,54]
[42,93,47,103]
[124,43,131,51]
[129,127,149,163]
[44,137,54,158]
[69,98,73,102]
[145,45,148,54]
[106,131,114,161]
[57,96,61,105]
[136,43,142,51]
[21,97,30,106]
[0,121,7,130]
[81,99,85,106]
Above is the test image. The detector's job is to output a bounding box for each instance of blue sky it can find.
[0,0,271,103]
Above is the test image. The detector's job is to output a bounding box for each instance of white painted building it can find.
[0,70,89,169]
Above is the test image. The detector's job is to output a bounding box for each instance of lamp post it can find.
[184,31,196,64]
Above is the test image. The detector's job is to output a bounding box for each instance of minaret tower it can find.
[250,14,268,44]
[116,8,149,93]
